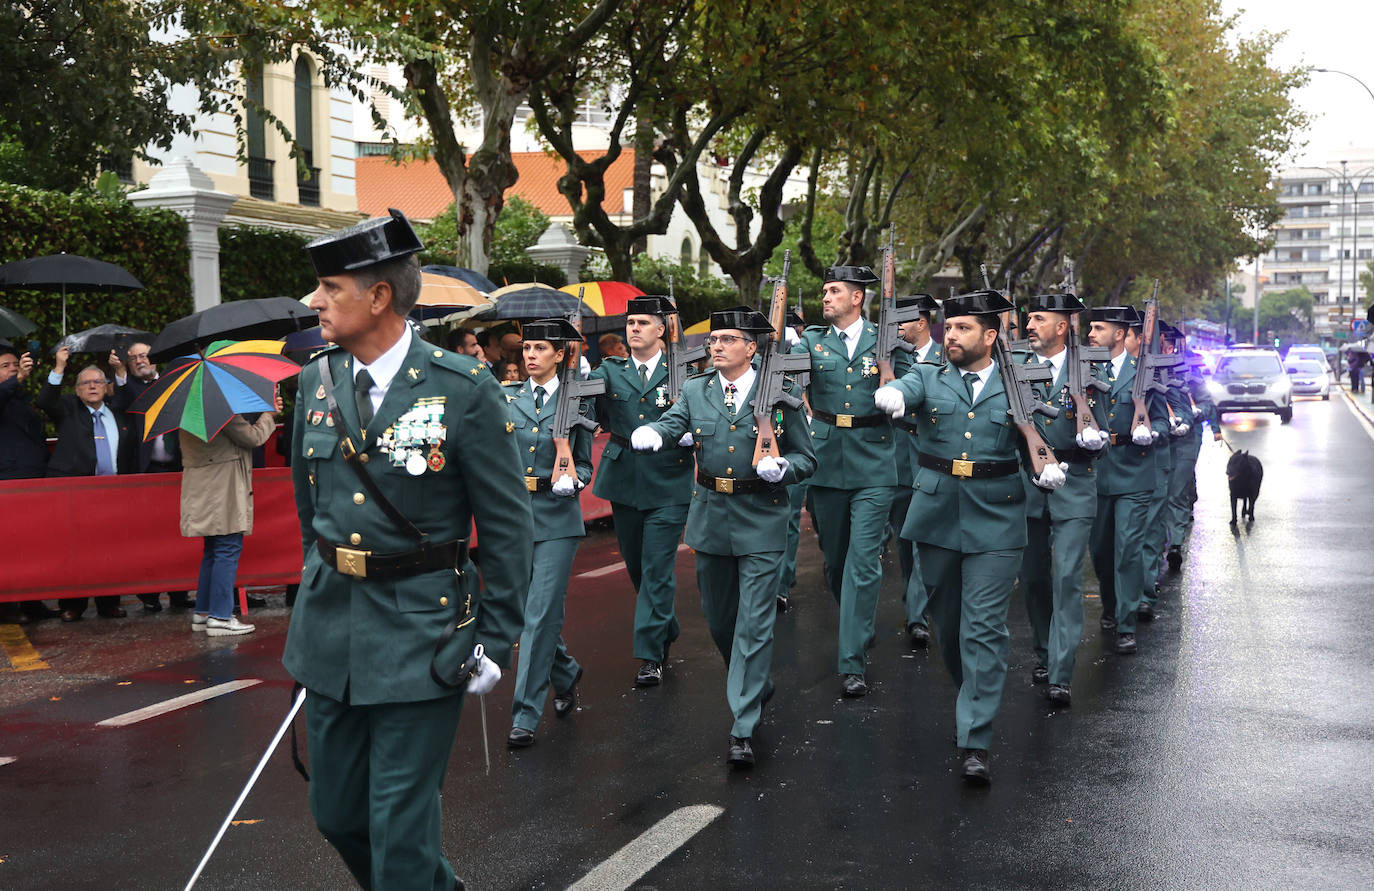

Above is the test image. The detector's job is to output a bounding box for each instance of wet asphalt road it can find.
[3,394,1373,890]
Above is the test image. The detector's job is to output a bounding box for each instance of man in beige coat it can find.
[182,408,277,636]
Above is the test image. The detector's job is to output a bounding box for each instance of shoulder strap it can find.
[317,356,427,543]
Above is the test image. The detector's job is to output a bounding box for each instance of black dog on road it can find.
[1227,449,1263,525]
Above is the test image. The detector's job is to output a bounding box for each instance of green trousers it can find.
[776,482,809,602]
[610,501,687,662]
[511,536,582,732]
[1089,491,1151,633]
[810,485,895,675]
[1168,440,1201,543]
[1019,515,1093,687]
[895,490,930,629]
[1140,465,1174,605]
[696,549,783,738]
[306,690,465,891]
[919,544,1022,751]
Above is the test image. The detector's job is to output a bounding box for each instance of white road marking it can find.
[1341,390,1374,445]
[0,756,15,766]
[577,543,689,579]
[567,804,724,891]
[96,679,262,728]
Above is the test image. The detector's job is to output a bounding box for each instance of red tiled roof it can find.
[355,150,635,221]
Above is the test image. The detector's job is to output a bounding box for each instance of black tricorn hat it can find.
[1026,292,1086,314]
[823,265,880,286]
[710,305,773,334]
[788,306,805,327]
[897,294,940,314]
[522,317,583,343]
[941,289,1013,319]
[1090,305,1137,326]
[305,208,425,277]
[625,295,677,318]
[1160,321,1183,339]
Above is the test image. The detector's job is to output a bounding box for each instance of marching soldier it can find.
[873,290,1066,784]
[890,294,942,647]
[286,210,533,889]
[790,266,896,697]
[504,319,596,747]
[1167,347,1222,567]
[589,296,694,687]
[631,306,816,768]
[1086,306,1169,656]
[1016,293,1107,707]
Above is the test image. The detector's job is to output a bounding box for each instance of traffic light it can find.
[1273,337,1280,348]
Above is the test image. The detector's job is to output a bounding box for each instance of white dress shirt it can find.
[833,318,865,360]
[353,325,413,413]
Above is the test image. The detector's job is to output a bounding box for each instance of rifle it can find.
[1061,258,1110,439]
[875,227,920,384]
[980,264,1060,475]
[551,288,606,479]
[664,307,705,403]
[750,250,812,466]
[1128,281,1182,433]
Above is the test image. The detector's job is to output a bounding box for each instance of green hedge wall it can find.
[219,225,318,303]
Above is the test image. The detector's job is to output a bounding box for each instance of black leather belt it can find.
[317,536,469,581]
[523,475,552,492]
[893,418,920,435]
[696,470,778,495]
[812,409,888,429]
[1109,433,1150,448]
[917,452,1019,479]
[1052,445,1097,464]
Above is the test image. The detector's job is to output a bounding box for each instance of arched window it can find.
[294,56,320,206]
[244,63,272,200]
[699,251,710,278]
[680,237,693,268]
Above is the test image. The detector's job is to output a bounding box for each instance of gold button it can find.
[359,453,370,464]
[847,367,853,373]
[729,425,736,431]
[526,466,533,473]
[968,411,975,419]
[531,426,539,433]
[353,493,365,505]
[846,385,852,391]
[349,533,361,545]
[964,431,972,439]
[639,414,645,419]
[440,596,448,606]
[640,397,646,402]
[307,447,315,457]
[961,452,968,459]
[726,467,733,474]
[309,473,316,485]
[433,350,443,357]
[728,445,735,452]
[695,428,701,434]
[844,402,851,408]
[529,446,535,452]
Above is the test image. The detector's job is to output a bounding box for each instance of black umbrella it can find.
[57,323,154,355]
[0,253,144,336]
[0,305,38,339]
[150,297,320,362]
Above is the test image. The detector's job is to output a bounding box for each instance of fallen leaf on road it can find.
[117,681,132,686]
[230,819,263,826]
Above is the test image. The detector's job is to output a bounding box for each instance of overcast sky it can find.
[1221,0,1374,168]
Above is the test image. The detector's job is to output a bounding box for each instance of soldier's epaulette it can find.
[428,348,487,381]
[804,324,828,333]
[500,380,523,388]
[602,355,630,366]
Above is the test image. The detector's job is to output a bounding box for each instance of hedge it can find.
[219,226,318,303]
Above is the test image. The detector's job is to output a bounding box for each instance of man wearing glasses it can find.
[38,345,136,620]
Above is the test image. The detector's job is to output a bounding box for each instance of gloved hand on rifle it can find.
[551,474,579,497]
[874,386,905,418]
[677,432,694,447]
[1033,462,1069,491]
[1131,424,1154,446]
[631,426,663,451]
[1169,418,1190,437]
[1076,428,1108,451]
[755,456,789,483]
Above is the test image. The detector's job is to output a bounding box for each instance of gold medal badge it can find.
[427,441,446,472]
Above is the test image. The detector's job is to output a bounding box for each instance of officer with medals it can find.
[1015,292,1108,707]
[588,295,694,687]
[1136,320,1192,619]
[874,290,1066,784]
[889,294,943,647]
[790,266,896,698]
[631,306,816,768]
[286,209,533,890]
[1086,306,1169,656]
[1166,343,1222,566]
[504,318,596,748]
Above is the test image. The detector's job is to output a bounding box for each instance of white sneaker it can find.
[206,616,255,637]
[191,613,208,632]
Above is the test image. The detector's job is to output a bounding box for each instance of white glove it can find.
[631,425,663,451]
[1191,405,1203,420]
[552,474,577,496]
[1034,462,1068,490]
[756,455,789,483]
[1151,429,1161,443]
[874,385,906,418]
[677,432,694,447]
[1131,424,1153,446]
[466,649,500,696]
[1170,420,1190,437]
[1076,428,1107,451]
[784,327,800,346]
[579,355,591,379]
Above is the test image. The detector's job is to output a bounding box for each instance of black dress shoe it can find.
[1115,632,1137,655]
[841,674,868,698]
[1137,601,1155,621]
[907,623,930,648]
[635,660,663,687]
[61,609,82,622]
[776,595,790,613]
[1100,614,1117,632]
[727,736,754,767]
[1166,545,1182,571]
[139,594,163,613]
[24,604,62,621]
[554,667,582,718]
[97,606,127,619]
[1047,684,1072,707]
[1031,664,1049,684]
[246,594,267,608]
[506,727,535,748]
[455,878,466,891]
[960,749,991,785]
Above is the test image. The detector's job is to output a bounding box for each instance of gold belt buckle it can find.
[951,458,974,478]
[335,546,370,578]
[835,414,854,428]
[714,477,735,494]
[525,476,540,492]
[1110,433,1121,446]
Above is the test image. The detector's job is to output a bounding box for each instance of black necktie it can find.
[963,372,978,401]
[534,386,546,412]
[355,370,374,429]
[638,363,649,389]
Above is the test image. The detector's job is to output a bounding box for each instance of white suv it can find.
[1207,349,1292,423]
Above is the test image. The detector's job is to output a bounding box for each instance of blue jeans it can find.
[195,533,244,620]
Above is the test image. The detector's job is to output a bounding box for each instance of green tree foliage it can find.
[627,255,736,326]
[218,227,317,303]
[1258,286,1314,338]
[419,197,550,268]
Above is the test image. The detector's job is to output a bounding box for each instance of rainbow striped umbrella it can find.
[129,340,300,443]
[558,281,646,316]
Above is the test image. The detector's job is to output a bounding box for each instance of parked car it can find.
[1207,348,1292,422]
[1284,357,1330,399]
[1285,345,1327,367]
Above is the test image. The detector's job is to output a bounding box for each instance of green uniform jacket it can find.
[888,362,1028,553]
[649,370,816,555]
[589,355,694,509]
[1159,384,1193,472]
[1095,355,1170,496]
[1022,353,1110,520]
[284,340,534,705]
[892,342,944,486]
[1184,372,1220,443]
[504,381,595,541]
[792,323,896,488]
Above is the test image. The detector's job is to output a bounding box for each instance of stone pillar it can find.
[129,157,238,312]
[526,223,592,283]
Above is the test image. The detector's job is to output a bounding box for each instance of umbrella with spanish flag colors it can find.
[557,281,646,316]
[129,340,301,443]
